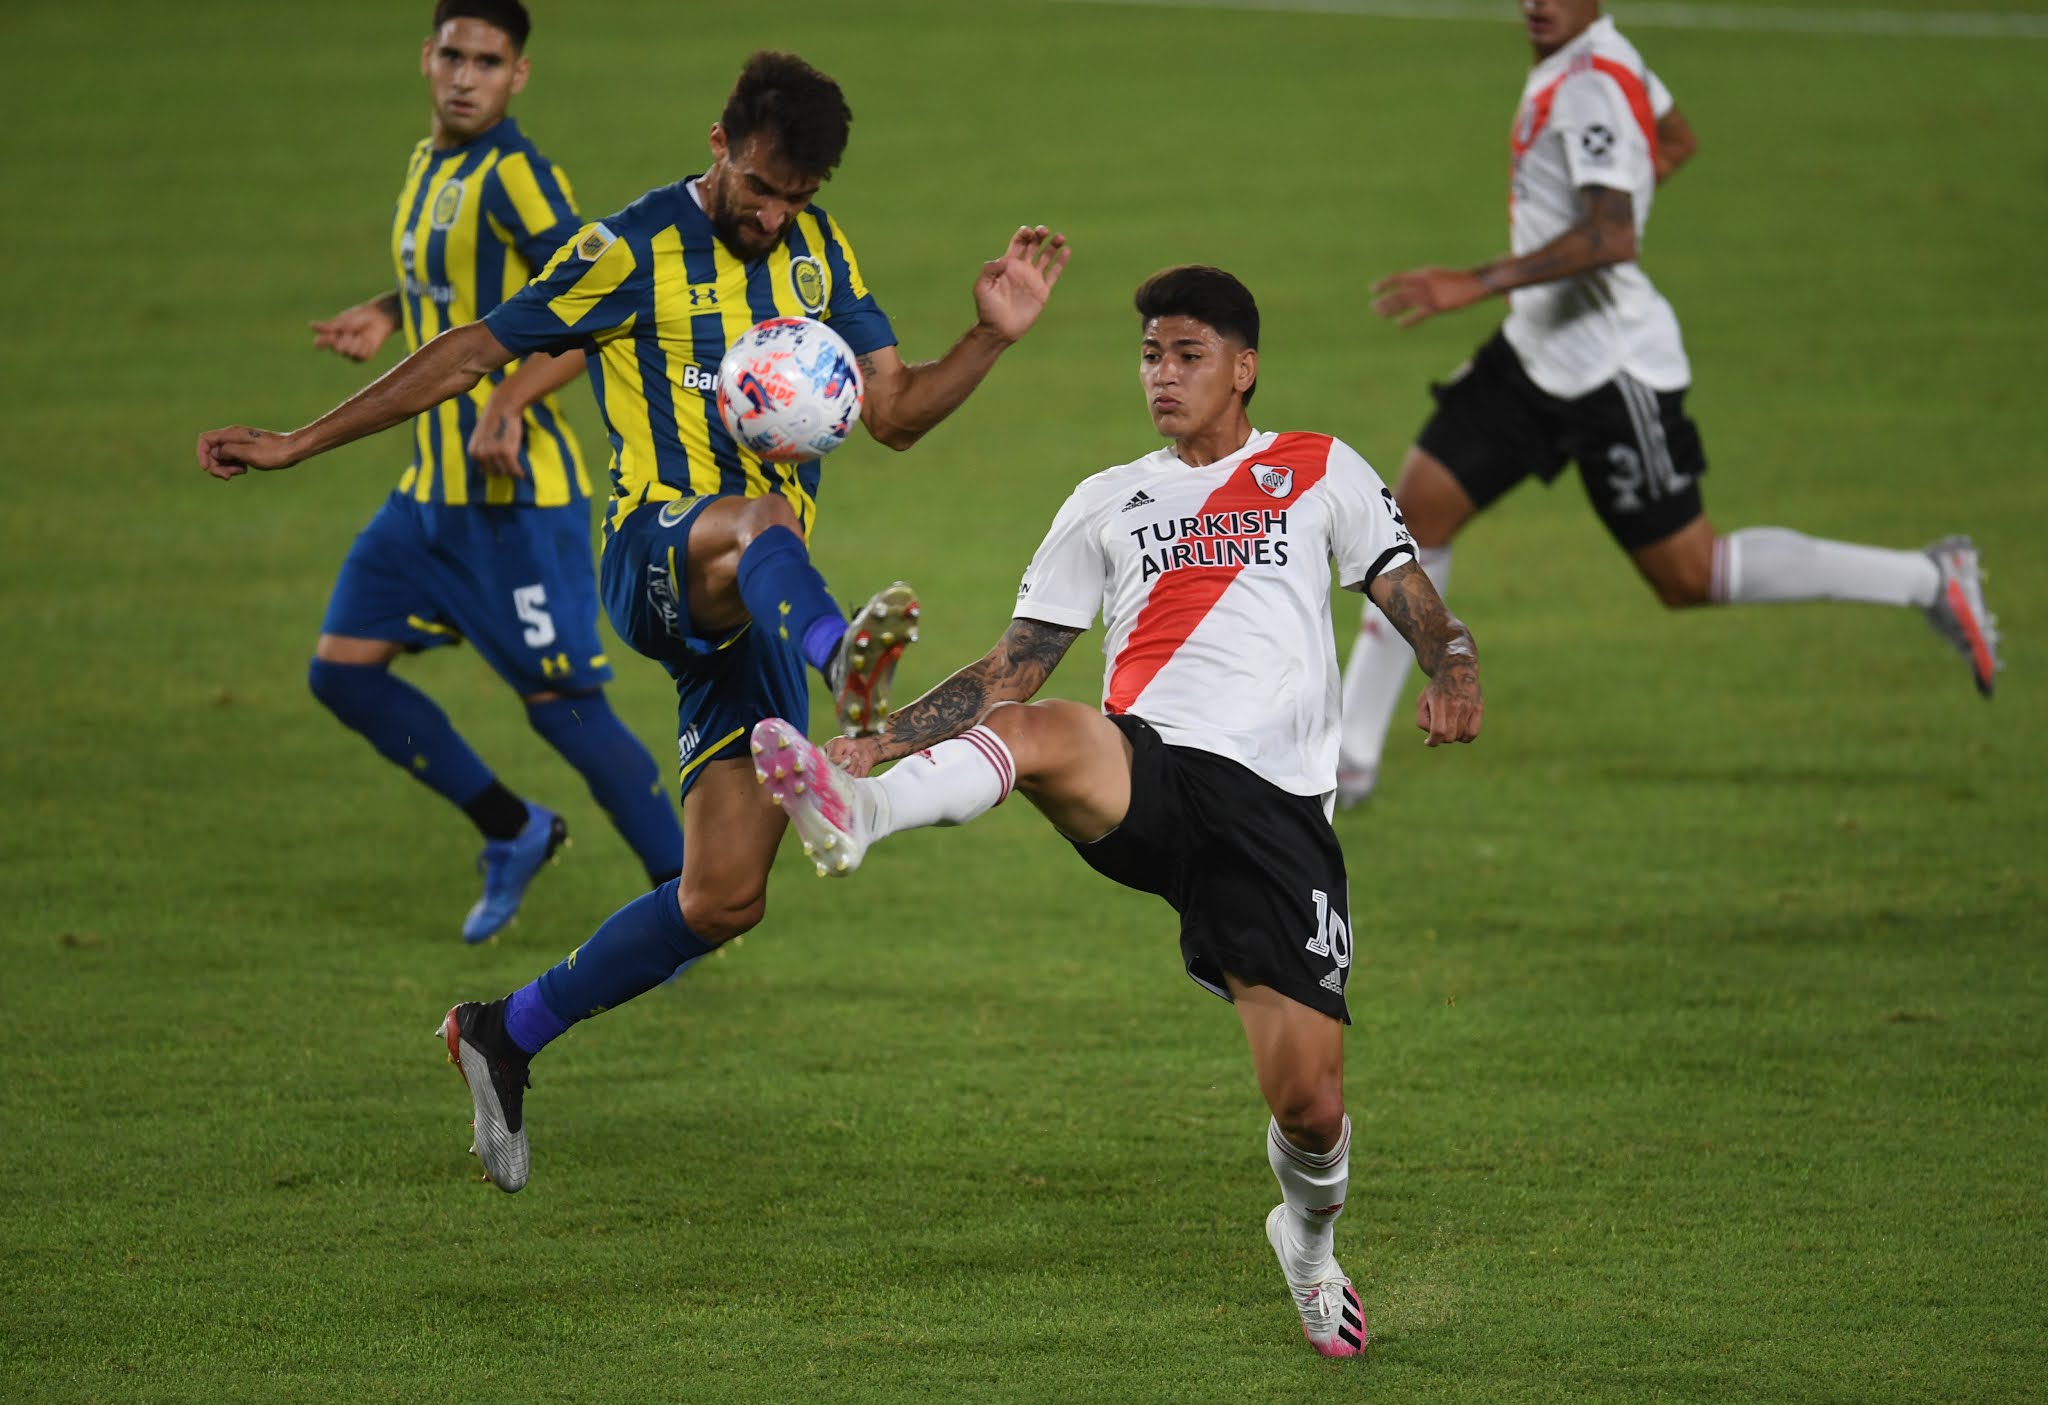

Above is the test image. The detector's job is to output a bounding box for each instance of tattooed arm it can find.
[824,617,1084,776]
[855,226,1070,450]
[1369,185,1639,329]
[1365,559,1484,747]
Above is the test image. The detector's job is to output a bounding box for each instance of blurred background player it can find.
[1336,0,2003,806]
[197,51,1070,1191]
[301,0,683,934]
[753,266,1482,1356]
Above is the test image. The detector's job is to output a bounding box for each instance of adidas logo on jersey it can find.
[1120,490,1155,512]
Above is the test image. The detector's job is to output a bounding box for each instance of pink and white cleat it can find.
[1265,1205,1368,1358]
[750,718,875,876]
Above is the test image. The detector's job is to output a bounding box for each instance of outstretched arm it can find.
[825,617,1084,776]
[857,225,1070,451]
[1371,185,1639,328]
[196,321,516,478]
[1365,560,1484,746]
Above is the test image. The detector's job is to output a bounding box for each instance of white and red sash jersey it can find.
[1505,15,1690,398]
[1015,430,1415,797]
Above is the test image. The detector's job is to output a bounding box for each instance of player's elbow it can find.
[866,417,923,452]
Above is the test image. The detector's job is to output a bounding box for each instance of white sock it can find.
[1713,527,1938,608]
[1337,545,1451,781]
[868,725,1015,839]
[1267,1116,1351,1280]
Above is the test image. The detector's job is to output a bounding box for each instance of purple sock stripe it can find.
[504,981,570,1055]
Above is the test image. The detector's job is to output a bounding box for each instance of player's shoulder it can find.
[1066,447,1176,509]
[1562,19,1652,92]
[1257,429,1371,469]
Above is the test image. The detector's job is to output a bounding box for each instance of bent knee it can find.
[1650,567,1714,609]
[738,492,802,539]
[678,880,765,944]
[1270,1088,1348,1153]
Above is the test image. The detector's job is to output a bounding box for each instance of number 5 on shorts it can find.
[514,584,557,647]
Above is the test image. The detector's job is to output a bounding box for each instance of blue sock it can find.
[527,692,684,884]
[510,879,712,1053]
[307,658,495,808]
[735,525,845,673]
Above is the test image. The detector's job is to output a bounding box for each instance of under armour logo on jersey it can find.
[1579,124,1617,162]
[1121,490,1155,512]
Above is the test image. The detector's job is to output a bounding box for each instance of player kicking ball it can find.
[753,266,1483,1358]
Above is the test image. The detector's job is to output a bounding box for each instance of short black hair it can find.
[721,51,853,178]
[1134,265,1261,406]
[432,0,531,52]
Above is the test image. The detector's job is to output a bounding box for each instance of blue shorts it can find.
[323,491,612,695]
[599,497,809,798]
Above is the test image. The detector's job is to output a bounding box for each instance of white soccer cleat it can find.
[750,718,875,877]
[1922,535,2001,699]
[1265,1204,1368,1358]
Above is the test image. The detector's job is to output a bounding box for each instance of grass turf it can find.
[1,1,2043,1400]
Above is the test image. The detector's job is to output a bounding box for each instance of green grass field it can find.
[3,1,2044,1400]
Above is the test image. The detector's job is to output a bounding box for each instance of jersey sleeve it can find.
[1646,68,1675,120]
[486,150,582,269]
[1323,439,1417,594]
[1552,68,1655,193]
[482,220,645,357]
[817,214,897,356]
[1013,486,1105,629]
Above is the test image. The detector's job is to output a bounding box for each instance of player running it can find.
[197,51,1069,1193]
[755,266,1482,1357]
[1336,0,2001,806]
[294,0,682,939]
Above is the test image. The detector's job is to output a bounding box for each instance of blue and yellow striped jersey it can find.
[390,116,593,508]
[483,178,896,541]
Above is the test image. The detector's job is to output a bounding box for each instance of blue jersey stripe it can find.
[389,119,587,509]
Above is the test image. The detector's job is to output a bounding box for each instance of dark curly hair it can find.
[1134,265,1261,406]
[720,51,853,178]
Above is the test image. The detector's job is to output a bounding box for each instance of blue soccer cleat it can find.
[461,802,568,943]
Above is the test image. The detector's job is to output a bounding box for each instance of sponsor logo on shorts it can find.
[657,498,693,529]
[646,561,682,639]
[677,724,702,768]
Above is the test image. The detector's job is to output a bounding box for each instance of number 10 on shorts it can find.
[1307,889,1351,969]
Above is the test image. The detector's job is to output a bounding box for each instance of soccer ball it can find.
[715,317,864,462]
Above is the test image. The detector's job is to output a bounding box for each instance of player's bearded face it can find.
[707,133,823,260]
[421,19,527,142]
[1140,317,1252,439]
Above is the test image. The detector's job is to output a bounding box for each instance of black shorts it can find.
[1072,714,1354,1024]
[1417,331,1709,550]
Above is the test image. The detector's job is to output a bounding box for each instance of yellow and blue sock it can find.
[734,525,846,673]
[504,879,711,1054]
[526,692,683,884]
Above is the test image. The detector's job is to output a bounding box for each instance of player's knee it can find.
[307,657,363,712]
[678,876,764,944]
[1270,1087,1347,1154]
[1651,562,1713,609]
[737,492,801,543]
[982,699,1083,780]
